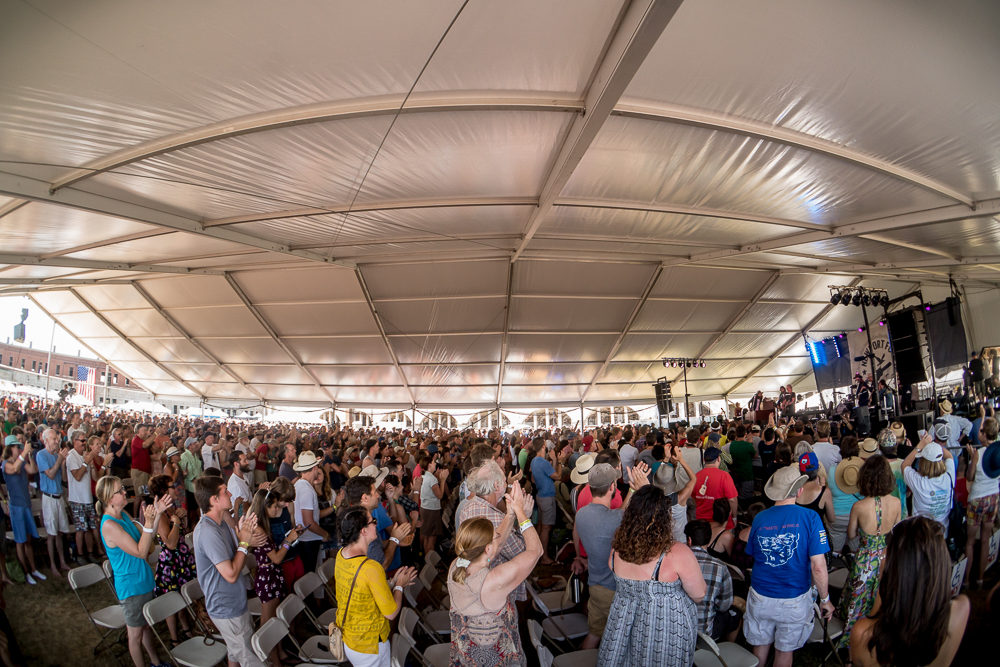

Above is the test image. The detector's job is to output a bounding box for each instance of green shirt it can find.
[179,449,202,492]
[1,421,15,436]
[518,447,529,471]
[728,440,756,483]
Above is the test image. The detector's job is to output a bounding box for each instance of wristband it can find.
[281,542,291,550]
[238,540,250,548]
[819,594,830,603]
[389,536,400,545]
[142,526,154,534]
[519,519,533,533]
[237,546,248,555]
[393,585,403,593]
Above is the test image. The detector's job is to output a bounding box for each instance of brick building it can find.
[0,341,136,389]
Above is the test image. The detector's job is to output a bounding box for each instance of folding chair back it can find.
[391,634,410,667]
[102,558,114,581]
[418,562,438,591]
[251,617,290,662]
[399,607,420,644]
[526,619,544,651]
[318,557,336,583]
[526,584,550,616]
[294,571,324,599]
[147,544,162,568]
[143,591,187,626]
[180,578,204,606]
[425,550,441,568]
[68,562,106,591]
[276,593,307,626]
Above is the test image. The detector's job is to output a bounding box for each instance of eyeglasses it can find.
[112,487,126,497]
[368,519,377,526]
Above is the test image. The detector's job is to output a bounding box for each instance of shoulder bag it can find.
[328,554,367,662]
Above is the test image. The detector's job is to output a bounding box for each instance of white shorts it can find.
[744,587,814,653]
[211,611,266,667]
[345,640,390,667]
[41,493,72,535]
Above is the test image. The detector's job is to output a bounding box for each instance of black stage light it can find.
[830,292,841,305]
[852,292,863,306]
[862,294,871,307]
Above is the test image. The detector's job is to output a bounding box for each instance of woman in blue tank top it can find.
[96,475,173,667]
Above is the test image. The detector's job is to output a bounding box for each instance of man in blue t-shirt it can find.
[530,437,563,565]
[745,465,834,667]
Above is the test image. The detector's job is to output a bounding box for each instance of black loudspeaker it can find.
[899,410,934,445]
[887,311,926,387]
[925,300,968,369]
[653,381,672,414]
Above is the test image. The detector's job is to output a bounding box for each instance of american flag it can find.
[76,366,97,404]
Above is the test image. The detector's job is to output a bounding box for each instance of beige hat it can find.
[835,456,864,494]
[889,421,905,439]
[940,398,953,414]
[360,464,389,487]
[570,453,598,485]
[859,438,880,459]
[652,463,678,495]
[292,451,320,472]
[764,464,809,502]
[165,446,181,459]
[347,465,362,478]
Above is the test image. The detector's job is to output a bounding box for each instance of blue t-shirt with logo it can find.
[531,456,556,498]
[745,503,829,598]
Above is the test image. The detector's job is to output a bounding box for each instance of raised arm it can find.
[481,484,540,607]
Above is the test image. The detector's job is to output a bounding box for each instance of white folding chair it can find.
[527,619,598,667]
[827,567,848,590]
[101,558,117,595]
[425,550,442,569]
[527,585,588,643]
[276,594,339,663]
[418,562,450,608]
[143,592,228,667]
[293,571,338,629]
[807,604,846,666]
[693,631,759,667]
[402,577,451,639]
[250,616,327,666]
[526,581,576,614]
[399,608,449,667]
[68,563,126,657]
[147,543,162,569]
[390,633,411,667]
[317,556,336,585]
[180,579,223,640]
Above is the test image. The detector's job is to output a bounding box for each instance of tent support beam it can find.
[130,282,266,402]
[223,272,338,404]
[512,0,685,262]
[496,262,515,406]
[66,288,205,399]
[353,267,416,406]
[726,277,864,395]
[581,264,663,403]
[0,252,223,276]
[0,171,356,270]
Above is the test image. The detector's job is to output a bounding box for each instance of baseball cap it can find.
[3,435,18,446]
[751,425,761,433]
[587,463,620,489]
[932,420,951,442]
[704,447,722,463]
[919,442,944,462]
[798,452,819,474]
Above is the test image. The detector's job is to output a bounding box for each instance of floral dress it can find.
[448,562,524,666]
[252,535,288,603]
[153,529,197,596]
[838,496,888,648]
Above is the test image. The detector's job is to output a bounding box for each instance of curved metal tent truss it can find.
[1,0,999,410]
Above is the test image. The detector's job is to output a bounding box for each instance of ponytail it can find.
[450,517,493,585]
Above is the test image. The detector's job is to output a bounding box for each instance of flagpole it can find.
[43,317,55,400]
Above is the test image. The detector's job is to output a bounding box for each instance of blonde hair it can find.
[451,517,493,585]
[917,458,947,478]
[94,475,121,516]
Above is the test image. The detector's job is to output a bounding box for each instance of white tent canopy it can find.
[1,1,998,410]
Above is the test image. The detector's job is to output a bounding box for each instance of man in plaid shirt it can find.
[455,458,527,602]
[684,519,737,640]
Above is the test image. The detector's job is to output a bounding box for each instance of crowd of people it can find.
[0,390,998,666]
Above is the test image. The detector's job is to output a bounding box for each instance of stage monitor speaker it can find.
[898,410,934,446]
[925,299,968,369]
[887,311,926,387]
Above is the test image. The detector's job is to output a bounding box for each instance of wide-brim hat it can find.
[835,456,864,494]
[859,438,880,459]
[982,442,1000,479]
[889,421,905,439]
[292,451,320,472]
[347,466,362,478]
[570,452,597,485]
[652,463,678,495]
[940,399,953,414]
[360,464,389,487]
[764,464,809,502]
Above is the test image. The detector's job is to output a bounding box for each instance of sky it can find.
[0,295,97,359]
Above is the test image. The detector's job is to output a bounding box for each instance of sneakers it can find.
[30,570,47,581]
[25,574,36,585]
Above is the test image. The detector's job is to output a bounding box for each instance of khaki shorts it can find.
[41,493,71,535]
[536,496,556,526]
[587,583,615,636]
[211,611,266,667]
[253,469,268,487]
[130,469,151,495]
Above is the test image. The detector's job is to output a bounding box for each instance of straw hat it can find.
[570,453,597,485]
[360,464,389,487]
[347,465,362,478]
[292,451,320,472]
[835,456,864,494]
[858,438,880,459]
[940,399,953,414]
[889,421,905,440]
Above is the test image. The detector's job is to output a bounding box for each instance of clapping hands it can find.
[625,461,650,490]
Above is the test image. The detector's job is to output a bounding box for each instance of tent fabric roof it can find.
[1,0,998,408]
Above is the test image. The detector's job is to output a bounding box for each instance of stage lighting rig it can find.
[661,358,707,421]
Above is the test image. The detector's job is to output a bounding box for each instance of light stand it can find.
[661,358,706,422]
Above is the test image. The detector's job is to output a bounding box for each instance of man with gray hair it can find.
[455,458,527,603]
[35,428,72,575]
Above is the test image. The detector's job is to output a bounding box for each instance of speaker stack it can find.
[653,378,672,416]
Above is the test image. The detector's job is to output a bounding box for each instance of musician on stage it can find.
[853,373,873,436]
[779,384,796,419]
[747,390,764,424]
